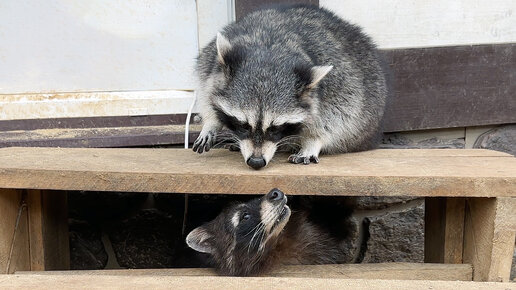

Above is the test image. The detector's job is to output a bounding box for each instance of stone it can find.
[340,216,360,263]
[69,219,108,270]
[381,134,464,149]
[362,202,425,263]
[473,125,516,156]
[355,196,419,210]
[511,246,516,281]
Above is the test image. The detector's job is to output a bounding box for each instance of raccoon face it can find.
[214,106,305,169]
[209,33,332,169]
[186,188,291,276]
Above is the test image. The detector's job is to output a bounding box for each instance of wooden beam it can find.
[444,198,466,263]
[0,114,192,132]
[381,43,516,132]
[0,189,30,274]
[425,198,466,264]
[463,197,516,282]
[16,263,472,281]
[27,190,69,271]
[1,275,513,290]
[0,148,514,197]
[0,125,201,148]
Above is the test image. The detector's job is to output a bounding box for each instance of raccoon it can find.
[186,189,350,276]
[192,5,387,170]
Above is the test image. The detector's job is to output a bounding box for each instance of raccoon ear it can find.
[186,226,215,254]
[308,65,333,88]
[216,32,232,65]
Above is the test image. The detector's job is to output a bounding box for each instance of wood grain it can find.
[443,198,466,264]
[27,190,69,271]
[0,148,514,197]
[0,125,200,148]
[0,275,512,290]
[0,189,30,274]
[463,197,516,282]
[425,198,467,264]
[382,43,516,132]
[16,263,472,281]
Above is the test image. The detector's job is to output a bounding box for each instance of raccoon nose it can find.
[267,188,284,201]
[247,156,266,170]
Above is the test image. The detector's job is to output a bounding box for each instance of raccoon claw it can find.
[288,154,319,165]
[192,132,215,154]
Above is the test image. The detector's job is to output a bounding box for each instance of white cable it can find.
[182,90,197,237]
[184,90,197,149]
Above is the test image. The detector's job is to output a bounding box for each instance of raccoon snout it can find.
[266,188,284,202]
[247,156,266,170]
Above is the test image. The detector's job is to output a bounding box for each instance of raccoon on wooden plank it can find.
[193,5,387,169]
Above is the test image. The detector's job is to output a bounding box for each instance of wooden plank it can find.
[0,125,201,148]
[16,263,472,281]
[381,43,516,132]
[0,148,514,197]
[444,198,466,263]
[463,197,516,282]
[0,189,30,274]
[0,114,193,132]
[27,190,69,271]
[426,198,466,264]
[236,0,319,20]
[0,275,512,290]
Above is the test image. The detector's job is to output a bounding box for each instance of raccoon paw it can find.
[192,132,215,154]
[288,154,319,165]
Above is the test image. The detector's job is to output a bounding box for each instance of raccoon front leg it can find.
[288,138,322,165]
[192,116,221,154]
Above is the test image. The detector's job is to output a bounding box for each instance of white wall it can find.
[321,0,516,49]
[0,0,235,120]
[0,0,199,94]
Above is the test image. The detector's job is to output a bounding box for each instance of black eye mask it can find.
[214,108,252,139]
[265,123,303,143]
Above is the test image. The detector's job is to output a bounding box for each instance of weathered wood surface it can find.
[0,189,30,274]
[463,197,516,282]
[0,189,69,274]
[381,44,516,132]
[16,263,472,281]
[0,148,514,197]
[27,190,69,271]
[424,197,466,264]
[0,125,201,148]
[0,275,512,290]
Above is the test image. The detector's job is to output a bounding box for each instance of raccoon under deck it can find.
[0,147,514,282]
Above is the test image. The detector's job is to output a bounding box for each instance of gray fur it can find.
[193,5,387,168]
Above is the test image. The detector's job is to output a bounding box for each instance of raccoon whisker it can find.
[248,223,266,253]
[244,221,264,237]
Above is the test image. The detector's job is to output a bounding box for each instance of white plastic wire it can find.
[184,90,198,149]
[182,90,197,237]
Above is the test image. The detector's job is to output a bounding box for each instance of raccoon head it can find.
[186,188,291,276]
[212,33,332,169]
